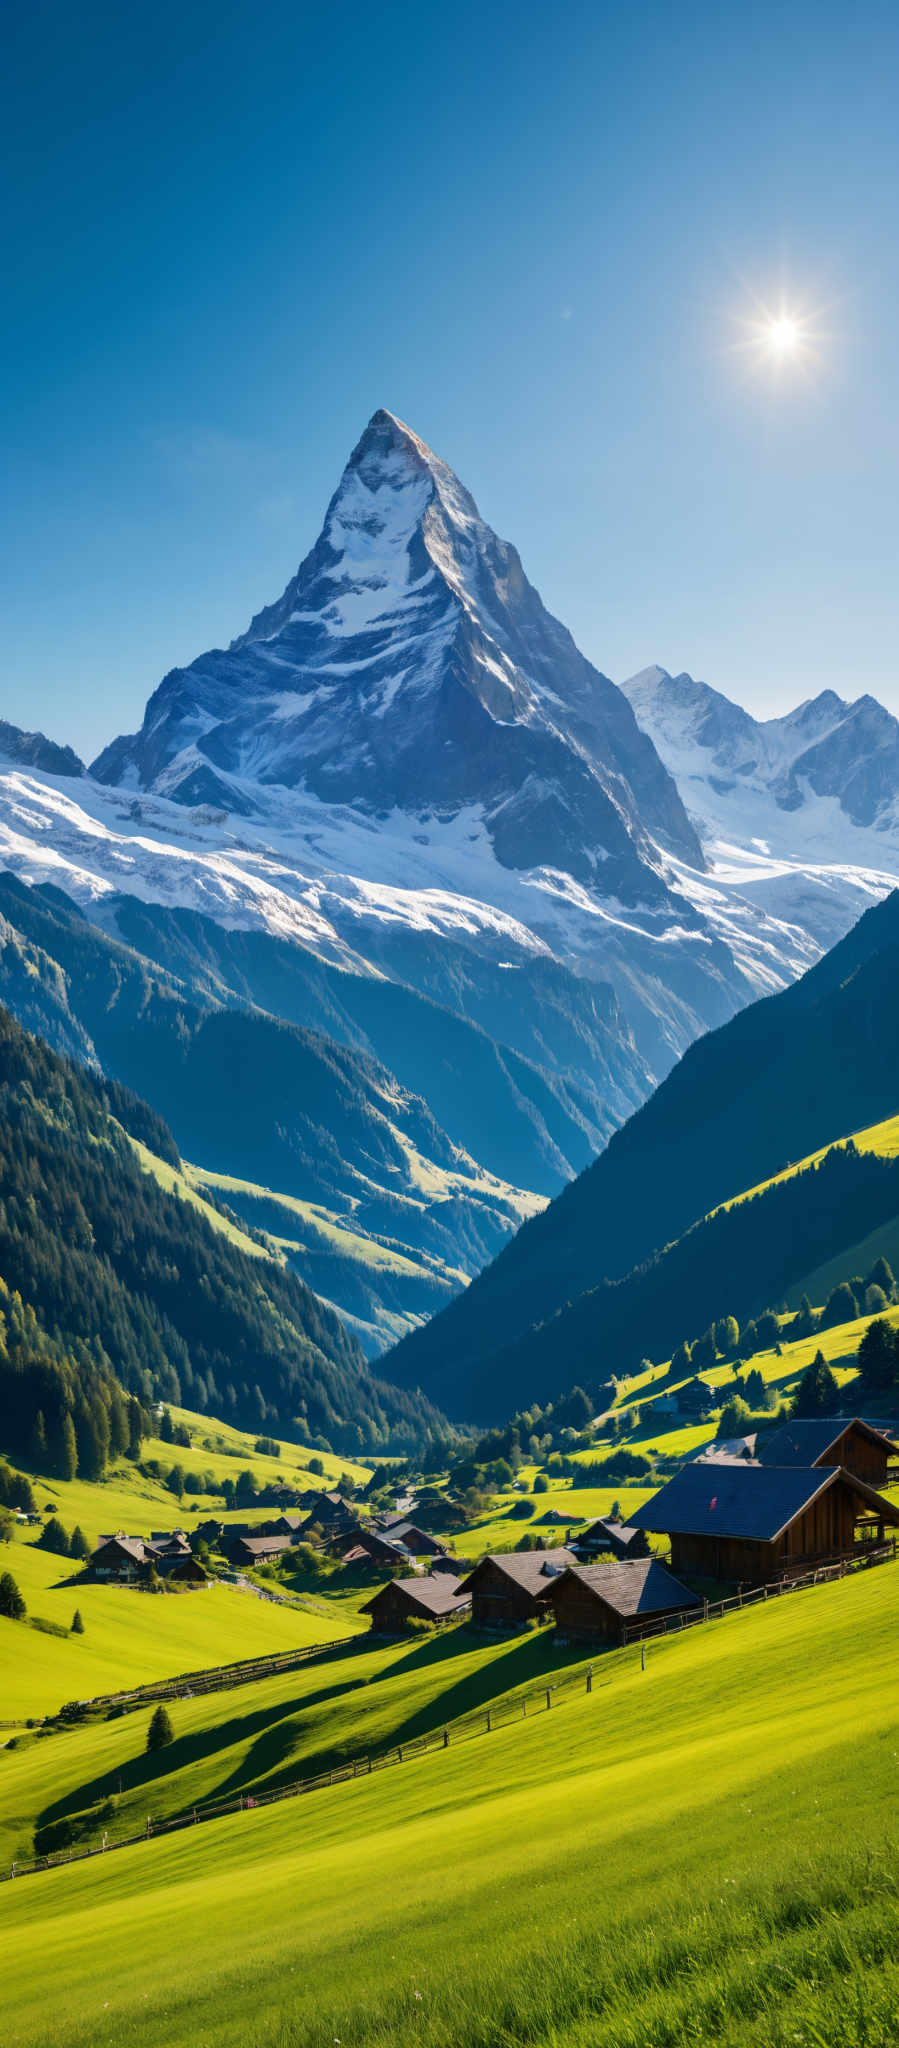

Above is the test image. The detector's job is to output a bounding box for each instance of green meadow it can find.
[2,1561,898,2047]
[0,1532,359,1719]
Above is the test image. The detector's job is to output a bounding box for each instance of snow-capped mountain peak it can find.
[92,411,704,892]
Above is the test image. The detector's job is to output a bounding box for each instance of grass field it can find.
[0,1531,360,1720]
[0,1617,596,1869]
[2,1559,897,2047]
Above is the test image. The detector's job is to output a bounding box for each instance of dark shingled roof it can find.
[629,1462,899,1542]
[542,1559,700,1619]
[457,1549,580,1596]
[361,1574,471,1619]
[757,1417,899,1468]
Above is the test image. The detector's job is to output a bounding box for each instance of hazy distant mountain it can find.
[622,665,899,850]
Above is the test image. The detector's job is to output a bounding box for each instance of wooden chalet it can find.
[377,1518,449,1558]
[539,1559,700,1640]
[230,1532,295,1567]
[90,1534,153,1581]
[361,1573,471,1633]
[457,1549,580,1626]
[159,1551,209,1584]
[757,1417,899,1486]
[333,1526,412,1568]
[675,1378,716,1417]
[630,1462,899,1584]
[576,1517,647,1560]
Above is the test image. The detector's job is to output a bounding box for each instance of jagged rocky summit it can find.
[93,411,702,900]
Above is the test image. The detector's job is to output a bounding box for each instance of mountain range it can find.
[4,408,899,1415]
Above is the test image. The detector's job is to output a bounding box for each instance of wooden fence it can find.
[6,1542,897,1886]
[620,1538,897,1645]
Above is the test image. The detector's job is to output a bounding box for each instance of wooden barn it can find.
[757,1417,899,1486]
[630,1462,899,1584]
[361,1574,471,1633]
[539,1559,700,1640]
[457,1549,579,1626]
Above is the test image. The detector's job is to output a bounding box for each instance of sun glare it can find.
[728,289,830,383]
[766,315,801,355]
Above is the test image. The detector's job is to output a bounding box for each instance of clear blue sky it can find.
[3,0,899,759]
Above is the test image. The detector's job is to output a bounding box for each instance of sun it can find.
[766,314,801,356]
[728,292,827,381]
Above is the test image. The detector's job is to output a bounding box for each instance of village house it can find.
[332,1526,414,1569]
[674,1378,716,1417]
[376,1517,450,1558]
[229,1532,295,1568]
[539,1558,700,1640]
[457,1549,580,1627]
[88,1533,208,1586]
[756,1416,899,1487]
[361,1573,471,1633]
[576,1517,648,1559]
[90,1534,154,1581]
[629,1461,899,1584]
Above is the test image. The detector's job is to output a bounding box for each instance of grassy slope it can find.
[0,1621,594,1869]
[0,1533,359,1719]
[715,1107,899,1213]
[2,1562,898,2048]
[0,1411,375,1716]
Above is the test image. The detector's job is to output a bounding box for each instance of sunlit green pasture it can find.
[0,1618,593,1871]
[0,1533,360,1720]
[2,1559,898,2048]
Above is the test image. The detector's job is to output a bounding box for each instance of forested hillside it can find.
[386,888,899,1415]
[0,1005,442,1461]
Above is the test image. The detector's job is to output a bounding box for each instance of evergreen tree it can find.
[821,1281,859,1330]
[856,1317,899,1395]
[791,1350,840,1417]
[60,1413,77,1483]
[31,1409,47,1466]
[867,1257,895,1298]
[0,1570,25,1619]
[865,1284,889,1316]
[69,1525,90,1561]
[714,1315,740,1356]
[146,1704,174,1751]
[38,1516,70,1556]
[71,1608,84,1633]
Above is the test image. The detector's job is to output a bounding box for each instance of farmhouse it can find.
[757,1417,899,1486]
[361,1573,471,1633]
[675,1378,716,1416]
[160,1551,209,1584]
[630,1462,899,1583]
[90,1534,154,1581]
[577,1517,647,1559]
[377,1518,449,1557]
[333,1527,413,1568]
[457,1549,580,1626]
[540,1559,700,1640]
[230,1533,295,1567]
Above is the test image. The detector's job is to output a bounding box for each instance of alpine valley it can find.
[3,411,899,1374]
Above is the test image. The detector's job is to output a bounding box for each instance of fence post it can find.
[398,1746,403,1763]
[641,1641,646,1672]
[586,1665,593,1694]
[443,1728,449,1749]
[545,1688,551,1710]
